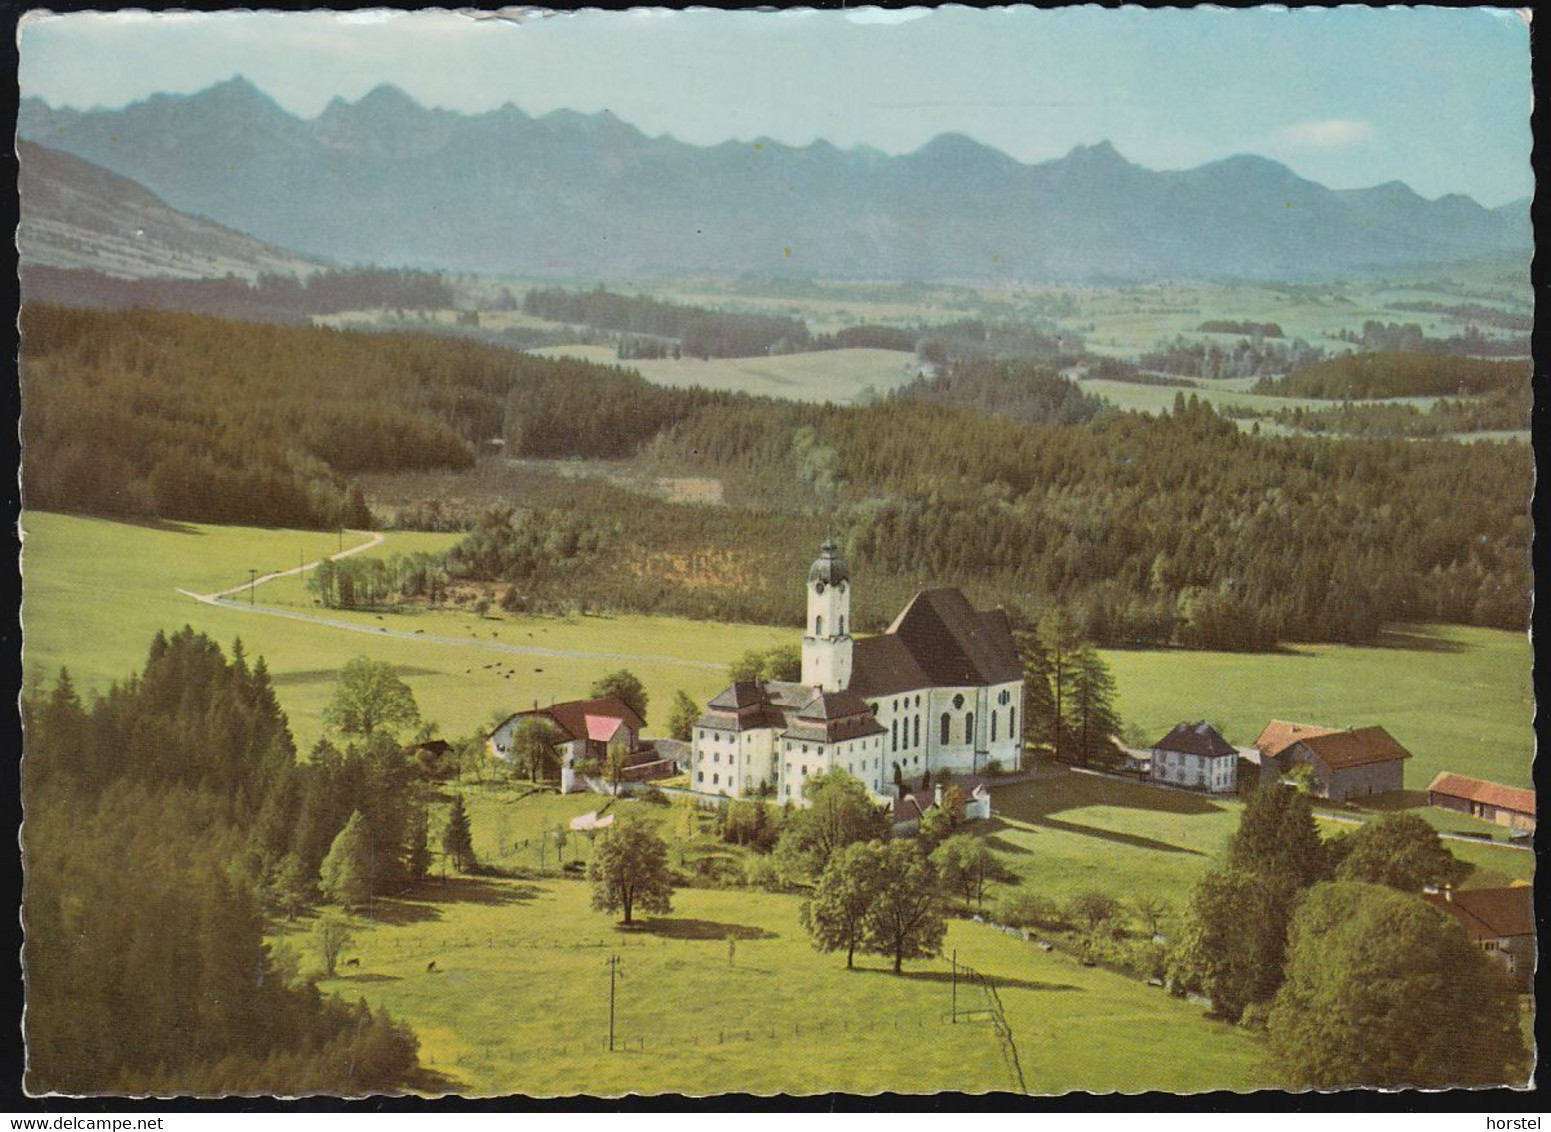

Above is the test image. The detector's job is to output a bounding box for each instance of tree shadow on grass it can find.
[993,768,1226,824]
[849,967,1083,994]
[405,1065,469,1098]
[114,515,204,535]
[1354,790,1429,813]
[625,918,777,941]
[334,972,402,984]
[1374,627,1468,654]
[369,878,542,925]
[1033,815,1205,856]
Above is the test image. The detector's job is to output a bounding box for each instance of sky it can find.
[18,6,1534,206]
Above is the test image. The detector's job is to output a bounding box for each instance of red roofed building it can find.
[489,695,664,791]
[1428,773,1535,834]
[1278,725,1411,802]
[1423,885,1535,990]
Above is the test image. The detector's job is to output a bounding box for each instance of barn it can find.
[1427,772,1535,834]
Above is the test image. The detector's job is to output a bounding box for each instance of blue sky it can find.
[18,6,1533,206]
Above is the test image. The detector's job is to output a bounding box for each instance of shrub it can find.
[997,890,1067,931]
[638,785,670,806]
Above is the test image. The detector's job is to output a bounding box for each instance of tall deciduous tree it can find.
[776,768,891,877]
[666,690,701,741]
[801,841,883,968]
[319,810,374,911]
[1268,882,1529,1088]
[588,818,673,925]
[589,669,648,724]
[862,841,948,974]
[324,656,421,741]
[1334,814,1460,892]
[508,717,562,782]
[1169,867,1300,1022]
[931,834,999,908]
[441,795,476,873]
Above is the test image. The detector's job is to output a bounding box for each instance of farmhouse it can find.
[1147,722,1238,793]
[1423,885,1535,991]
[1427,772,1535,834]
[1277,726,1410,801]
[689,540,1024,803]
[1252,720,1338,769]
[489,695,675,791]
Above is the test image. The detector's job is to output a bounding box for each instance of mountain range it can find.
[17,76,1531,283]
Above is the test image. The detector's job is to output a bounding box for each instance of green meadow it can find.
[280,875,1272,1096]
[20,511,785,750]
[1101,623,1534,792]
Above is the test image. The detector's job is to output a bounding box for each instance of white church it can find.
[688,540,1025,804]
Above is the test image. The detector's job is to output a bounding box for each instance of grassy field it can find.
[1101,623,1533,792]
[21,512,786,750]
[530,345,920,404]
[277,873,1272,1096]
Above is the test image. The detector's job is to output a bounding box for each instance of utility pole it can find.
[605,954,621,1052]
[248,568,257,606]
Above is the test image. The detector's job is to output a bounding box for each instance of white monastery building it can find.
[689,540,1025,803]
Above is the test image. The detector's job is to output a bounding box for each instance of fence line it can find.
[953,958,1029,1096]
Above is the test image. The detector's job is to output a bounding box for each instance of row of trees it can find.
[1251,350,1528,399]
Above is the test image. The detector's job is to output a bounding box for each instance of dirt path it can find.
[175,531,723,672]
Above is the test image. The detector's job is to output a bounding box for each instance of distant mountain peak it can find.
[357,83,420,113]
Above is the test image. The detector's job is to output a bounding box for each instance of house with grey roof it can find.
[689,540,1025,803]
[1147,721,1238,794]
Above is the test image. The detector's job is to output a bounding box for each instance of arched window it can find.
[1010,706,1016,739]
[815,615,823,636]
[991,711,998,742]
[913,715,921,747]
[838,616,845,635]
[965,713,974,745]
[940,713,951,745]
[891,720,898,752]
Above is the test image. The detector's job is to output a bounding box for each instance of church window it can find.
[914,716,921,747]
[915,694,922,707]
[891,721,898,752]
[839,616,845,635]
[991,712,998,742]
[940,713,950,745]
[952,693,965,710]
[1009,707,1016,737]
[966,713,974,744]
[815,615,824,636]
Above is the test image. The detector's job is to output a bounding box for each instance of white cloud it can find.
[1274,118,1375,147]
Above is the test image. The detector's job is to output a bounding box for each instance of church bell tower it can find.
[803,539,853,692]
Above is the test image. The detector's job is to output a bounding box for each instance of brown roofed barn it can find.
[1427,772,1535,834]
[1279,725,1410,801]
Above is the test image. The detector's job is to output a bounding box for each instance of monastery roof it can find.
[708,681,767,711]
[1294,726,1410,770]
[1153,721,1236,758]
[848,589,1019,696]
[783,687,886,744]
[1254,720,1339,759]
[1427,772,1535,816]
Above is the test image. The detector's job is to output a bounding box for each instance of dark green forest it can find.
[22,265,458,325]
[1252,351,1529,399]
[22,305,1531,649]
[23,630,428,1093]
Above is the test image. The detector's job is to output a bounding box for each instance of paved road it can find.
[176,531,723,673]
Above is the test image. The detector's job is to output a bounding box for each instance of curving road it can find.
[176,531,723,672]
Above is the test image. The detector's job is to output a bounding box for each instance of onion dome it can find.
[807,538,850,587]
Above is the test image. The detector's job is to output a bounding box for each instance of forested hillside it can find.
[21,306,1530,650]
[23,630,423,1093]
